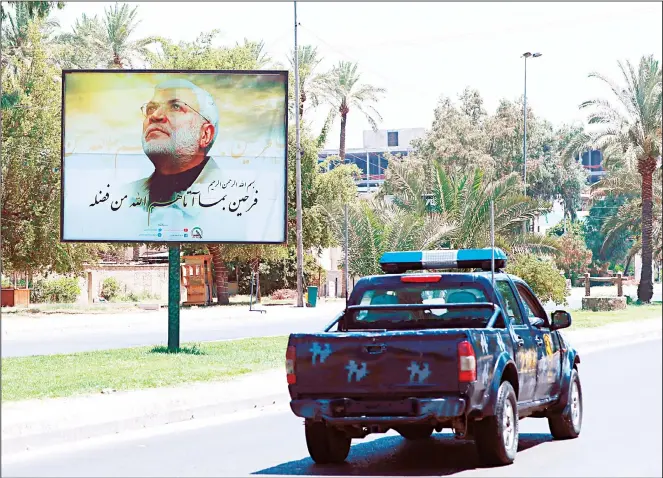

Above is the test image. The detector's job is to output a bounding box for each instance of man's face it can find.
[141,87,213,169]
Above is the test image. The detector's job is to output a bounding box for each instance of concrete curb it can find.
[2,392,288,456]
[2,319,661,457]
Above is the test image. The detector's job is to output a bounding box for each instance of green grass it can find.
[1,336,288,402]
[568,304,662,329]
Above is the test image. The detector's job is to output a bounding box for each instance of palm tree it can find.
[324,199,452,278]
[100,2,154,68]
[382,157,558,255]
[54,13,105,69]
[593,167,662,276]
[1,1,64,23]
[577,55,662,302]
[320,61,385,160]
[1,4,60,109]
[288,44,327,121]
[237,38,272,68]
[56,2,155,69]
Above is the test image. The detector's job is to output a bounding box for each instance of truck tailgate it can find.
[288,330,469,397]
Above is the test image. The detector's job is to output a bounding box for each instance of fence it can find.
[582,272,623,297]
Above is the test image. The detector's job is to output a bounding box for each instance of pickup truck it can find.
[286,248,582,466]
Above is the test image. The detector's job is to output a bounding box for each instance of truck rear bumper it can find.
[290,397,466,425]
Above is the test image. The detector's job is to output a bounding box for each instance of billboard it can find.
[61,70,288,243]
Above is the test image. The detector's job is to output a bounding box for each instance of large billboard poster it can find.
[61,70,288,243]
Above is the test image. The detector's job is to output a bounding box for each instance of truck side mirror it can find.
[550,310,572,331]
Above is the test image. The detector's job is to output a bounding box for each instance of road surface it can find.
[3,338,661,477]
[1,304,342,358]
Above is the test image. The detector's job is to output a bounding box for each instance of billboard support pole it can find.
[294,0,305,308]
[167,243,181,351]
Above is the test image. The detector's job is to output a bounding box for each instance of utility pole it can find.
[521,51,542,235]
[294,1,304,307]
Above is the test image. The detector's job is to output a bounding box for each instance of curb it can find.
[2,391,289,456]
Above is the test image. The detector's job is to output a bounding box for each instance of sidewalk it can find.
[2,318,661,457]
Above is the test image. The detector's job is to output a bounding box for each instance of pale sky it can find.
[51,2,663,150]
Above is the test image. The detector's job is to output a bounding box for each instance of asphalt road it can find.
[3,338,661,477]
[1,307,340,358]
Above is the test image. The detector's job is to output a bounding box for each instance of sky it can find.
[51,2,663,150]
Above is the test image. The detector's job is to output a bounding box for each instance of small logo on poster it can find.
[191,227,203,239]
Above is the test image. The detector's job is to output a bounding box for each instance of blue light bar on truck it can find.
[379,248,507,274]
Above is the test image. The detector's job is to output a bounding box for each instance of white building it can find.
[319,127,426,193]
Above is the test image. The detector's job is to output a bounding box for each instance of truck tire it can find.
[474,381,519,466]
[396,425,434,440]
[304,420,351,464]
[548,368,582,440]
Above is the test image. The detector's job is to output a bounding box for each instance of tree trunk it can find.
[299,89,306,120]
[132,245,140,261]
[637,155,657,303]
[624,255,632,277]
[208,245,230,305]
[339,110,347,162]
[250,257,261,302]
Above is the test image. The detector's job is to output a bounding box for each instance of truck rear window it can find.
[348,284,494,330]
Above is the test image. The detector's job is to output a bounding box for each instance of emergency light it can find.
[379,248,507,274]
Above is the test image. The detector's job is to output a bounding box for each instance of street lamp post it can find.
[521,51,541,234]
[294,1,304,307]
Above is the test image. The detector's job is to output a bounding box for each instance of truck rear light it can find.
[286,345,296,385]
[400,275,442,283]
[458,340,477,382]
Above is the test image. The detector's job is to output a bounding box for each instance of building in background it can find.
[318,127,425,193]
[577,149,605,184]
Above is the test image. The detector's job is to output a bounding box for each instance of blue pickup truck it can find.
[286,248,582,466]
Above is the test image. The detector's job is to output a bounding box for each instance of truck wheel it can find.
[548,368,582,440]
[304,420,351,464]
[474,381,519,466]
[396,425,434,440]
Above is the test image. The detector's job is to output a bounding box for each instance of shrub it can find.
[236,249,327,296]
[506,253,568,305]
[30,279,46,303]
[32,277,81,303]
[100,277,121,301]
[555,233,593,284]
[113,291,159,303]
[270,289,297,300]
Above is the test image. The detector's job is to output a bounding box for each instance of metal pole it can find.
[522,56,528,235]
[490,200,495,289]
[344,204,349,301]
[249,271,254,310]
[294,0,304,307]
[167,244,180,351]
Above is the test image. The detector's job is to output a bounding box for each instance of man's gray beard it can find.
[142,127,203,171]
